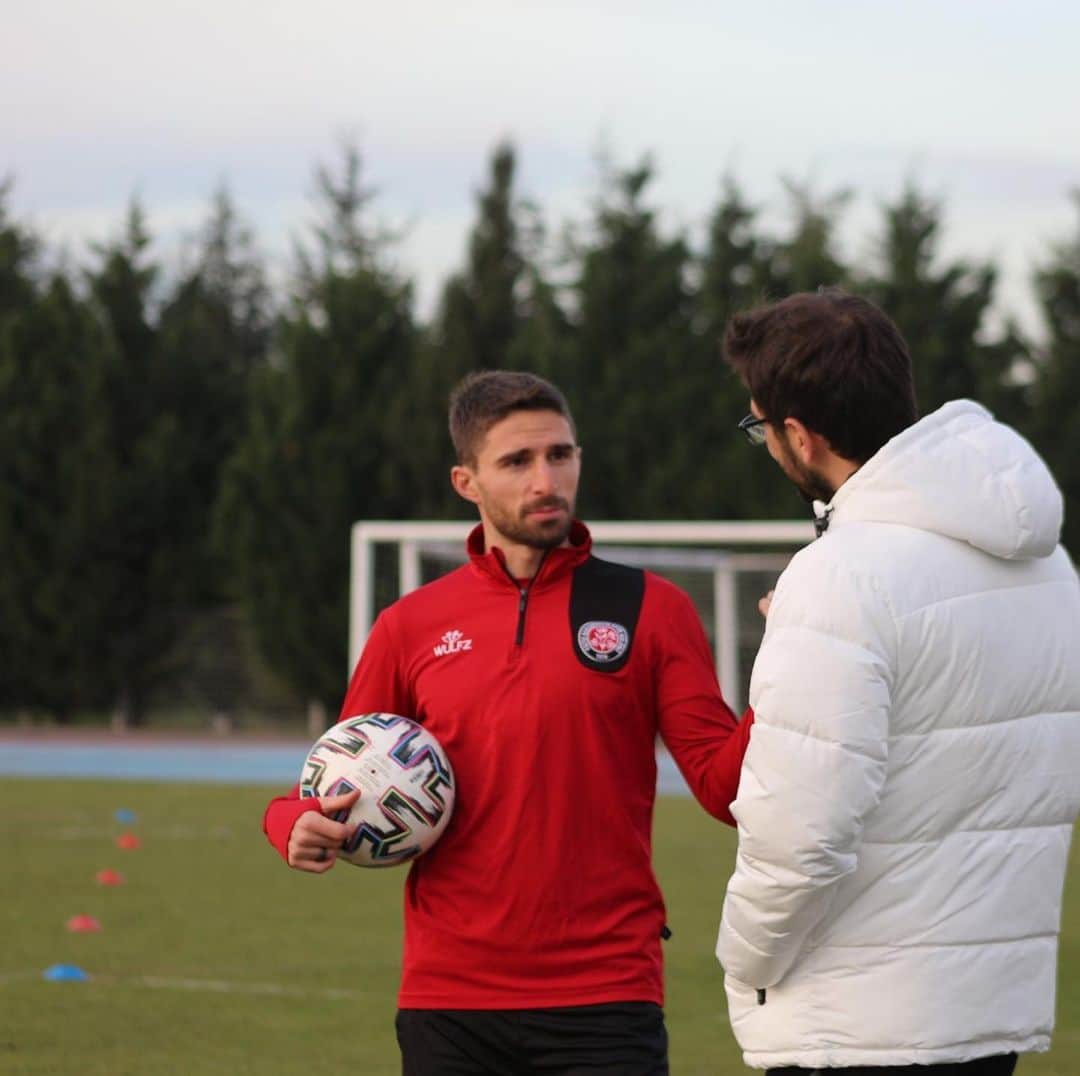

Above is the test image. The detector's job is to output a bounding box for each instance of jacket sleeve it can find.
[336,606,415,722]
[262,789,319,861]
[716,552,893,990]
[261,609,412,862]
[653,581,753,826]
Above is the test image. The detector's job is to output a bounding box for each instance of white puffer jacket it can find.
[718,400,1080,1070]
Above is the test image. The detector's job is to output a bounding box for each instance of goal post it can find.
[350,520,814,714]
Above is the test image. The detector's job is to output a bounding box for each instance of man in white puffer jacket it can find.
[718,289,1080,1075]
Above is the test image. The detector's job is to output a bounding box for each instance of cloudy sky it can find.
[5,0,1079,336]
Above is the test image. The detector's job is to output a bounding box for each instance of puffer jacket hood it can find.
[828,400,1063,561]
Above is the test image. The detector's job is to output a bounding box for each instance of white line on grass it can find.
[0,969,365,1001]
[133,976,365,1000]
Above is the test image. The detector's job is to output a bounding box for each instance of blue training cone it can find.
[114,808,137,825]
[44,964,89,982]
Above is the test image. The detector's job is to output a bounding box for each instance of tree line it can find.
[1,144,1077,725]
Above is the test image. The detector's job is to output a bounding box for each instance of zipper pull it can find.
[514,587,529,646]
[756,988,766,1005]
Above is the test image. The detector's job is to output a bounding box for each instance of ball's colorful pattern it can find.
[300,713,455,868]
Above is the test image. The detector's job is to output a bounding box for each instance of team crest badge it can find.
[577,620,629,664]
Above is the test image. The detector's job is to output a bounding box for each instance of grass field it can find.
[1,778,1077,1075]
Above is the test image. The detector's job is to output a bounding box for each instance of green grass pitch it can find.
[1,778,1077,1074]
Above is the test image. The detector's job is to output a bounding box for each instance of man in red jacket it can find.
[263,371,752,1075]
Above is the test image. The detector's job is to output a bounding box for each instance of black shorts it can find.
[396,1001,668,1076]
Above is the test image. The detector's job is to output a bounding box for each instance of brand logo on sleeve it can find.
[433,629,473,657]
[576,620,629,664]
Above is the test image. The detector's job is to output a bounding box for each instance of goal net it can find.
[350,520,814,715]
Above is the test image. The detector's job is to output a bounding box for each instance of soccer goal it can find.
[350,520,814,713]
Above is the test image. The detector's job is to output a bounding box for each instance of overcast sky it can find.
[5,0,1079,337]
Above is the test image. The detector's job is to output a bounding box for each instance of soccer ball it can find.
[299,713,455,868]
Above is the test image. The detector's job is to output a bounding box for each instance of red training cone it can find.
[95,869,125,886]
[66,915,102,933]
[115,833,141,850]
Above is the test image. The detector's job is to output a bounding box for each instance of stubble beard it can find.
[794,470,835,506]
[487,496,575,550]
[778,440,835,505]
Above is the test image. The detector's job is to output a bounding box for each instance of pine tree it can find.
[0,192,110,715]
[1030,191,1080,556]
[151,188,274,718]
[81,202,202,725]
[695,177,795,519]
[862,184,1026,423]
[406,142,563,517]
[699,177,773,337]
[566,157,700,518]
[157,187,271,598]
[768,179,852,295]
[0,177,38,316]
[439,142,524,372]
[215,145,416,719]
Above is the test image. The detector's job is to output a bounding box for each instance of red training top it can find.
[264,522,753,1009]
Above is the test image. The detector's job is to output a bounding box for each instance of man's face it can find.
[459,410,581,551]
[751,400,835,504]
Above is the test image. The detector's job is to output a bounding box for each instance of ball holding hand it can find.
[287,789,361,872]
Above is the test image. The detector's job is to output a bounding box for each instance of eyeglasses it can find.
[737,414,768,446]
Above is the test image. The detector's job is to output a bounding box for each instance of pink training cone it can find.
[66,915,102,933]
[95,869,125,886]
[115,833,141,850]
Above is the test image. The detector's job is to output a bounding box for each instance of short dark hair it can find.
[723,289,918,463]
[449,370,576,466]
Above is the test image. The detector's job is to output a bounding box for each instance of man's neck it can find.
[501,546,548,581]
[822,455,861,499]
[481,524,567,581]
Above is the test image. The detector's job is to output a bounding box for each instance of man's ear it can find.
[782,417,814,465]
[450,464,480,505]
[782,417,832,466]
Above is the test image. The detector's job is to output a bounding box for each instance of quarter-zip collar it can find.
[467,520,592,589]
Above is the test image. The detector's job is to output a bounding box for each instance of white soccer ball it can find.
[299,713,455,868]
